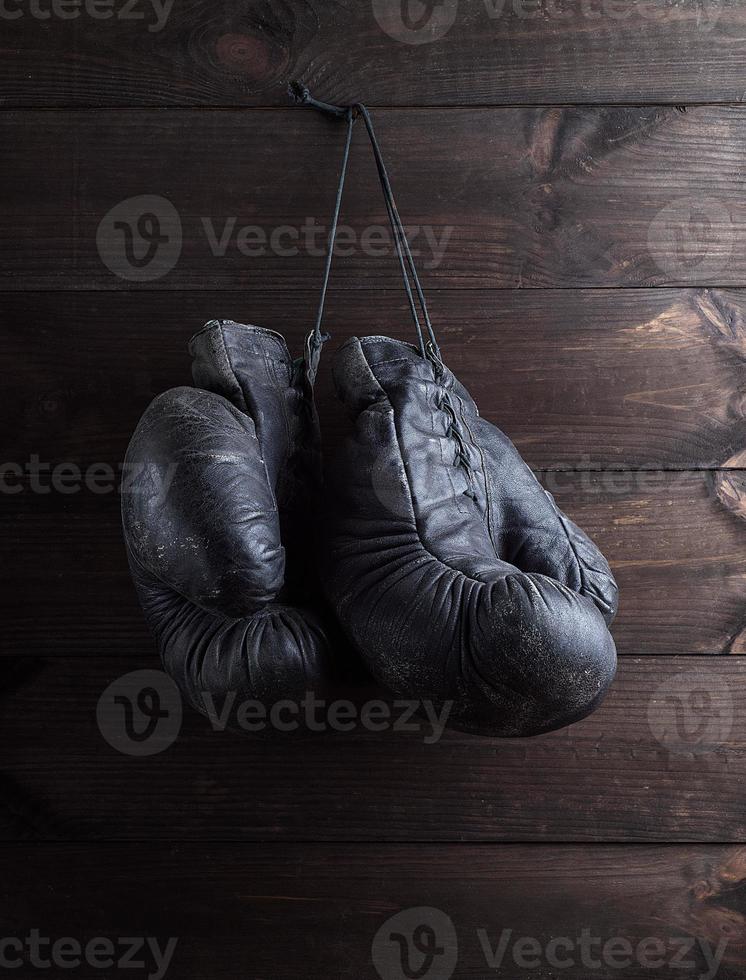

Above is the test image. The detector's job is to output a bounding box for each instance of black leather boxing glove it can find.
[323,336,618,737]
[122,320,335,722]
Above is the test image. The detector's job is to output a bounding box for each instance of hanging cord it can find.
[289,83,441,363]
[355,104,440,362]
[290,85,477,495]
[289,82,356,384]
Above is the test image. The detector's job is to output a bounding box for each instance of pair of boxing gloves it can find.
[122,318,618,737]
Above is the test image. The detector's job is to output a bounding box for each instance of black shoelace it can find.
[290,83,476,494]
[289,82,440,363]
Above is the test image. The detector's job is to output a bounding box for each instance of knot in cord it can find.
[304,329,331,387]
[288,81,351,120]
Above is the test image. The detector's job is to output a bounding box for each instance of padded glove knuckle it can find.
[123,384,283,618]
[122,321,334,719]
[324,336,618,737]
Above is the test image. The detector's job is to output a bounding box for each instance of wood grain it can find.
[0,0,744,107]
[4,469,746,658]
[5,287,746,470]
[3,2,745,968]
[4,106,746,289]
[0,844,744,978]
[0,656,745,842]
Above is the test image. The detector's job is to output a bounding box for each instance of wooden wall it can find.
[2,1,746,977]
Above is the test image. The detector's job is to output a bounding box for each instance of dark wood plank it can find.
[1,657,745,841]
[1,0,745,107]
[4,106,746,288]
[0,843,744,978]
[4,470,746,658]
[5,288,746,470]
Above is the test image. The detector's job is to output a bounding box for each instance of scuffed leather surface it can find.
[122,321,335,721]
[324,336,619,737]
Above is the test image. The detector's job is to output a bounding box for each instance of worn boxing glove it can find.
[324,337,618,737]
[122,321,335,721]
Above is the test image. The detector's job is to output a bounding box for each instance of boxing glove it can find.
[324,336,618,737]
[122,320,335,722]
